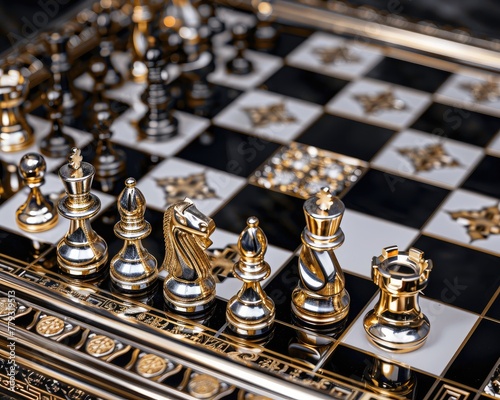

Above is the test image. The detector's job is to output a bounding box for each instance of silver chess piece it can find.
[363,246,432,352]
[291,187,350,327]
[57,148,108,278]
[110,177,158,294]
[16,153,58,232]
[226,217,275,337]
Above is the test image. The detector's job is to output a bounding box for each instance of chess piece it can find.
[110,177,158,294]
[194,0,225,36]
[363,357,415,398]
[46,33,83,125]
[291,187,350,327]
[16,153,58,232]
[0,66,34,152]
[57,148,108,278]
[252,0,278,52]
[95,4,122,88]
[226,23,254,76]
[40,89,75,158]
[363,246,432,353]
[226,217,275,337]
[138,43,179,141]
[129,0,153,83]
[0,160,23,200]
[87,57,114,131]
[162,197,216,314]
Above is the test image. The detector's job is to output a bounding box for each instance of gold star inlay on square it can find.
[460,79,500,102]
[155,172,218,206]
[242,102,297,128]
[448,204,500,242]
[397,142,461,173]
[353,90,407,114]
[312,46,360,65]
[206,244,239,283]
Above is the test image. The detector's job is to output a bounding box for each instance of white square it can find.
[326,79,432,130]
[341,296,479,375]
[423,189,500,256]
[137,157,246,215]
[371,129,484,189]
[213,89,323,144]
[336,209,419,278]
[0,172,115,245]
[209,228,292,301]
[286,32,383,80]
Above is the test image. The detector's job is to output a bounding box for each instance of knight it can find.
[162,198,216,315]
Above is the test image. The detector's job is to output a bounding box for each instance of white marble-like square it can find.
[0,173,115,245]
[286,31,383,80]
[213,89,323,144]
[209,46,283,91]
[209,228,292,301]
[487,130,500,157]
[371,129,484,189]
[341,296,479,376]
[137,157,246,215]
[111,107,209,158]
[0,115,93,173]
[423,189,500,256]
[336,209,419,278]
[326,79,432,130]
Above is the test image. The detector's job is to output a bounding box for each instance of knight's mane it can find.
[162,205,174,271]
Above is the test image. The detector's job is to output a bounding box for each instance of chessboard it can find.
[0,1,499,399]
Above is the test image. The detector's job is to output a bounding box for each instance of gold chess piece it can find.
[226,217,275,337]
[363,356,415,398]
[16,153,58,232]
[57,148,108,278]
[110,177,158,294]
[129,0,153,83]
[363,246,432,353]
[291,187,350,327]
[162,198,216,314]
[0,66,34,152]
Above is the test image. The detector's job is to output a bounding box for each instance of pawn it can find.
[95,5,122,88]
[252,1,279,52]
[226,23,253,76]
[16,153,58,232]
[110,177,158,294]
[87,57,114,131]
[40,89,75,158]
[226,216,275,337]
[138,42,178,142]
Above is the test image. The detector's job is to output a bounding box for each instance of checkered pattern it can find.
[1,8,499,399]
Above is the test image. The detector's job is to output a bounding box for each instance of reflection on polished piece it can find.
[353,90,407,114]
[363,357,415,399]
[313,46,360,65]
[162,197,216,314]
[364,246,432,353]
[460,79,500,102]
[226,217,275,337]
[397,142,461,173]
[242,102,297,128]
[16,153,58,232]
[291,187,350,327]
[155,172,218,206]
[110,177,158,295]
[57,148,108,277]
[448,204,500,242]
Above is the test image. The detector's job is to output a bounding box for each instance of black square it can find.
[342,169,449,229]
[462,155,500,199]
[445,318,500,389]
[176,127,280,178]
[262,66,348,105]
[0,229,51,264]
[213,184,304,251]
[250,27,310,58]
[412,235,500,314]
[366,57,451,93]
[411,103,499,147]
[486,294,500,322]
[297,114,395,161]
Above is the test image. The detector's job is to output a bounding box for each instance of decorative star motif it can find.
[312,46,360,65]
[69,147,83,178]
[448,204,500,242]
[353,90,407,114]
[460,79,500,102]
[242,103,297,128]
[155,172,218,206]
[397,143,461,172]
[206,244,239,283]
[316,187,334,212]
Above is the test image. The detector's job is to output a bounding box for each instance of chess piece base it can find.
[226,291,275,337]
[40,132,76,159]
[226,57,254,76]
[0,127,34,153]
[16,193,58,233]
[138,115,178,142]
[163,276,216,314]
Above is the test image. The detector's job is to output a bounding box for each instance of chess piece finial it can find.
[226,217,275,337]
[0,66,34,152]
[226,23,253,76]
[363,246,432,352]
[110,177,158,294]
[162,197,216,314]
[16,153,58,232]
[291,187,350,327]
[57,147,108,278]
